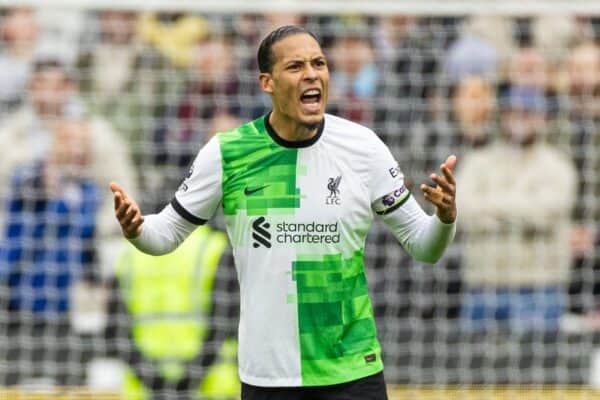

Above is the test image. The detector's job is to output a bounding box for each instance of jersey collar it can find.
[263,111,325,148]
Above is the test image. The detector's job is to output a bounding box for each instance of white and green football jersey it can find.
[172,113,411,387]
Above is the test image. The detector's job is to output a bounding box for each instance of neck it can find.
[269,110,320,142]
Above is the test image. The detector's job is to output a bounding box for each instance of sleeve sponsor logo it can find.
[373,185,410,215]
[388,164,402,179]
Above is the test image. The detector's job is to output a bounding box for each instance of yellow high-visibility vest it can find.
[116,225,240,399]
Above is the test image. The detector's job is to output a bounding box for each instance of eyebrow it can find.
[283,55,326,65]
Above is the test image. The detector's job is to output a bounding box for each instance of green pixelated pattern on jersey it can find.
[218,117,302,216]
[292,251,383,385]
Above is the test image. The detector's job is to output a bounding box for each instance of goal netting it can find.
[0,1,599,398]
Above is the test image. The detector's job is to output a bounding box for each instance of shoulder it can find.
[323,114,385,153]
[324,114,377,139]
[214,117,274,165]
[215,116,266,144]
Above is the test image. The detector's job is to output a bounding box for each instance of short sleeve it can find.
[368,135,411,215]
[171,136,223,224]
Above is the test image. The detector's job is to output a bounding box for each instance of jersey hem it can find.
[239,372,302,388]
[239,365,384,388]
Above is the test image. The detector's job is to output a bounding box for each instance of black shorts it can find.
[241,371,388,400]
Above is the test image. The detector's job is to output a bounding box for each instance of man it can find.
[457,86,576,332]
[0,58,137,240]
[106,224,240,399]
[0,119,101,385]
[111,26,457,400]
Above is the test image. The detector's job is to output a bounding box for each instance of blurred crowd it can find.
[0,6,599,391]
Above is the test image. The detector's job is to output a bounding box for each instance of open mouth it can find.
[300,88,322,113]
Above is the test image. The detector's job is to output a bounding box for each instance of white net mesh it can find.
[0,4,599,399]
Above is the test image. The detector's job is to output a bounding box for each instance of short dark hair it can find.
[257,25,321,73]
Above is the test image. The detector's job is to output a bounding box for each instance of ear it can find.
[259,73,274,94]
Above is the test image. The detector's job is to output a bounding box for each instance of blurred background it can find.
[0,0,599,399]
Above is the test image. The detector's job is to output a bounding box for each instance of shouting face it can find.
[260,33,329,130]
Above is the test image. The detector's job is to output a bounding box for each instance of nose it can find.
[303,64,318,81]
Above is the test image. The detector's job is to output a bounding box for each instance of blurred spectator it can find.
[388,75,496,323]
[329,17,378,125]
[551,42,600,322]
[78,10,196,213]
[559,41,600,223]
[464,15,514,60]
[77,10,142,124]
[443,16,507,85]
[0,7,39,115]
[374,15,415,63]
[405,75,495,200]
[507,46,548,92]
[1,119,99,318]
[451,76,496,148]
[532,16,577,74]
[0,119,101,385]
[148,36,241,209]
[180,36,240,132]
[228,14,269,119]
[565,42,600,121]
[565,42,600,222]
[104,224,239,399]
[443,36,498,84]
[35,8,85,66]
[0,58,137,243]
[263,12,304,34]
[573,16,600,44]
[374,17,459,150]
[137,12,208,69]
[456,86,577,332]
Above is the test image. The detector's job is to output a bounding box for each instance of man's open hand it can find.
[421,155,457,224]
[110,182,144,239]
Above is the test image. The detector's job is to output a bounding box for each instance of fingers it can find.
[116,200,136,222]
[109,181,125,196]
[123,211,145,237]
[119,201,144,238]
[422,155,458,224]
[421,183,456,223]
[439,155,457,187]
[440,164,456,186]
[430,154,457,193]
[110,182,143,238]
[443,154,457,172]
[430,172,454,195]
[110,181,127,210]
[421,184,452,206]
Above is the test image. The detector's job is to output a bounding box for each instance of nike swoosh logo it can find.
[244,185,269,196]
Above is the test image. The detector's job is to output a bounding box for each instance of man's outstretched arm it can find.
[374,155,457,264]
[110,182,196,255]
